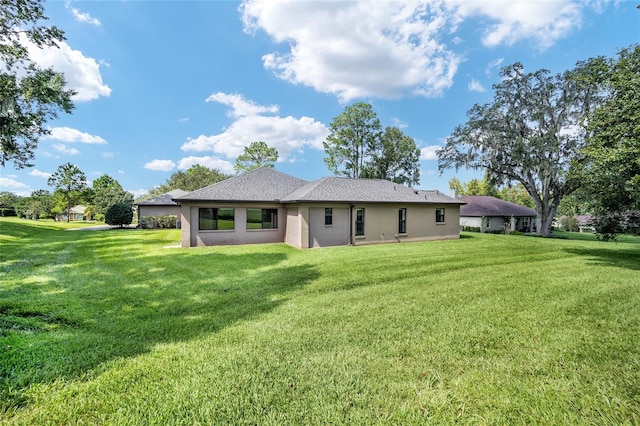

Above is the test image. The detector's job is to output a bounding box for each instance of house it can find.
[459,195,537,233]
[136,189,188,228]
[173,168,464,248]
[56,205,89,221]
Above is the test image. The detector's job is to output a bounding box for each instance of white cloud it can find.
[25,37,111,102]
[46,127,107,144]
[468,79,485,92]
[390,118,409,129]
[177,156,235,174]
[420,145,441,161]
[102,152,118,158]
[206,92,279,118]
[178,118,189,123]
[241,0,462,101]
[454,1,582,50]
[144,159,176,172]
[240,1,586,101]
[118,170,125,174]
[29,169,51,179]
[183,93,328,160]
[128,188,148,198]
[485,58,504,78]
[52,144,80,155]
[0,177,28,190]
[70,6,101,26]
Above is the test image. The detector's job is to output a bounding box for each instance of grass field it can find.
[1,217,639,424]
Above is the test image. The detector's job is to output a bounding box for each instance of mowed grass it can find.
[0,217,638,425]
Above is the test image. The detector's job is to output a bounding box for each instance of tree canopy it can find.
[324,103,421,185]
[577,45,640,239]
[362,126,421,186]
[1,0,75,169]
[146,164,231,198]
[234,141,279,173]
[88,174,133,216]
[47,162,86,222]
[438,61,600,236]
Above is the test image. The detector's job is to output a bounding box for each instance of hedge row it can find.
[140,215,178,229]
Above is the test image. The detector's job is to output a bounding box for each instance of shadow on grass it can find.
[563,247,640,271]
[0,221,319,411]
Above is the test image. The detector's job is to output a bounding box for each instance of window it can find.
[355,208,365,236]
[436,208,445,223]
[247,208,278,229]
[398,208,407,234]
[199,208,234,230]
[325,208,333,226]
[485,217,490,228]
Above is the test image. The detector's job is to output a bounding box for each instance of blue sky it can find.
[1,0,638,198]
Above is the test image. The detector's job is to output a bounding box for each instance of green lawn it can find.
[1,217,639,424]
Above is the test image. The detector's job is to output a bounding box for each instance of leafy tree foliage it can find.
[449,175,534,208]
[438,62,600,236]
[324,102,381,179]
[578,45,640,239]
[23,189,52,219]
[0,190,19,216]
[1,0,75,169]
[234,141,279,173]
[324,103,421,185]
[105,202,133,227]
[146,165,231,198]
[362,126,421,186]
[90,174,133,215]
[47,162,86,222]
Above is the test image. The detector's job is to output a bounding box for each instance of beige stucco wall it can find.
[352,204,460,245]
[180,203,286,247]
[308,206,350,248]
[179,201,461,248]
[139,205,181,218]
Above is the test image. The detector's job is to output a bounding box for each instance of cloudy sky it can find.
[1,0,638,197]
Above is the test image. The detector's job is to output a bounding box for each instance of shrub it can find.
[140,215,177,229]
[94,213,105,222]
[105,203,133,227]
[462,226,481,233]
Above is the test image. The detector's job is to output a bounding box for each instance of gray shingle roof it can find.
[174,168,308,202]
[173,168,463,205]
[137,189,189,206]
[281,177,464,204]
[459,196,537,217]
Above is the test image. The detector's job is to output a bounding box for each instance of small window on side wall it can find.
[435,208,445,223]
[355,208,365,236]
[325,208,333,226]
[398,208,407,234]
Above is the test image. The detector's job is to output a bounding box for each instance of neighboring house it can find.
[555,215,594,233]
[57,205,89,221]
[136,189,189,228]
[173,168,464,248]
[459,195,537,233]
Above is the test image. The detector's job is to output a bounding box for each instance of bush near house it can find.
[139,215,177,229]
[105,202,133,227]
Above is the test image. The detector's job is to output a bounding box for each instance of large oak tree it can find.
[437,62,600,236]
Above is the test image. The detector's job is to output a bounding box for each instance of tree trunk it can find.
[534,199,559,236]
